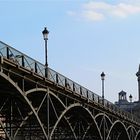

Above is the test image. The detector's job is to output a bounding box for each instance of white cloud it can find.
[68,1,140,21]
[83,1,112,10]
[111,3,140,18]
[82,10,105,21]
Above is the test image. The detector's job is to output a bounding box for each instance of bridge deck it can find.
[0,40,140,140]
[0,41,138,123]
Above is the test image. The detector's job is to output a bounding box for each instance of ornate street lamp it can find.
[42,27,50,139]
[129,94,133,103]
[101,72,105,105]
[42,27,49,67]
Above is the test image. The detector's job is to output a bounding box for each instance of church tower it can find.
[136,65,140,101]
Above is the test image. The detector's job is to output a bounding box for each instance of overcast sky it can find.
[0,0,140,103]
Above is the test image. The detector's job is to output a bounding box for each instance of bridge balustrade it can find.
[87,90,93,100]
[73,82,80,94]
[0,41,139,124]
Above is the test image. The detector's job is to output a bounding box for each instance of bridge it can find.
[0,40,140,140]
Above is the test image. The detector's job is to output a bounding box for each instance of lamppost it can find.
[42,27,49,67]
[129,94,133,119]
[101,72,105,140]
[42,27,50,139]
[101,72,105,105]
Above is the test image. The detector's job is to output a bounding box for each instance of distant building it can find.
[115,90,131,111]
[115,65,140,117]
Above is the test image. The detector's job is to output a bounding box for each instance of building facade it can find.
[115,65,140,117]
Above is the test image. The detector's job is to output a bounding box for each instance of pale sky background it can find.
[0,0,140,103]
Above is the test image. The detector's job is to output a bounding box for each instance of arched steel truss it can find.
[0,41,140,140]
[0,71,140,140]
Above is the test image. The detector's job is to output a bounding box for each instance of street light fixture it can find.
[42,27,49,67]
[129,94,132,103]
[101,72,105,105]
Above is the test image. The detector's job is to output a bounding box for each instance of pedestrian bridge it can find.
[0,41,140,140]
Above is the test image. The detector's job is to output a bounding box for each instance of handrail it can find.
[0,40,139,124]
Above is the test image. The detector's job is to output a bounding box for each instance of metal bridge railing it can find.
[0,41,139,124]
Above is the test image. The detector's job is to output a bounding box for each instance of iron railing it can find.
[0,41,139,124]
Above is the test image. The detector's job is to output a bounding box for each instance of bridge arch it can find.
[0,72,48,140]
[26,87,78,139]
[106,120,130,140]
[95,113,112,125]
[26,87,66,108]
[95,113,112,124]
[50,103,102,140]
[127,125,137,140]
[95,113,112,139]
[135,130,140,140]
